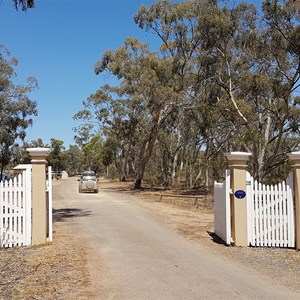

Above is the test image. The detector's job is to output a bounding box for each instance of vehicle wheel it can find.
[95,189,99,193]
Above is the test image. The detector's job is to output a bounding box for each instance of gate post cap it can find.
[27,148,50,162]
[26,147,50,157]
[225,152,252,161]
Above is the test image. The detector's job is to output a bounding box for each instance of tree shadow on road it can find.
[53,208,91,222]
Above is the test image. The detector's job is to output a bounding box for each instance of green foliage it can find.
[64,144,84,176]
[47,138,65,171]
[81,135,104,173]
[74,0,300,188]
[0,46,38,173]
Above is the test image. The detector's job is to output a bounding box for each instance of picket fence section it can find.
[0,168,31,247]
[247,172,295,248]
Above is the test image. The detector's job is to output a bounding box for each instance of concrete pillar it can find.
[225,152,252,247]
[287,152,300,251]
[27,147,50,245]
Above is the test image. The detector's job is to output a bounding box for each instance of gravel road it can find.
[53,178,300,299]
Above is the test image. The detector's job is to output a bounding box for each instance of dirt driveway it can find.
[0,178,299,299]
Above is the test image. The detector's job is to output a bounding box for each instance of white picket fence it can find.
[0,168,32,247]
[0,165,52,248]
[247,172,295,248]
[214,171,295,248]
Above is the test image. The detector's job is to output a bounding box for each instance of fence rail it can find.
[155,193,205,207]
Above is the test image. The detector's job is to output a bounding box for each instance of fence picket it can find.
[262,183,266,246]
[266,183,270,246]
[270,184,274,247]
[275,183,279,247]
[288,173,295,247]
[282,180,287,247]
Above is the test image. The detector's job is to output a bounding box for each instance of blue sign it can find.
[234,190,246,199]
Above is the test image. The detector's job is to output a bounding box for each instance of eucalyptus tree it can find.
[64,144,84,176]
[81,135,104,173]
[192,0,300,181]
[134,0,234,187]
[0,45,38,177]
[96,38,184,188]
[75,0,300,187]
[74,83,140,182]
[47,138,66,172]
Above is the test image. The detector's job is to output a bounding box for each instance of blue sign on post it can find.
[234,190,246,199]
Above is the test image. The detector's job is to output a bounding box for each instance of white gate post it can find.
[27,147,50,245]
[226,152,252,247]
[24,165,32,246]
[288,152,300,251]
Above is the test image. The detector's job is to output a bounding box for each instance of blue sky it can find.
[0,0,161,148]
[0,0,262,149]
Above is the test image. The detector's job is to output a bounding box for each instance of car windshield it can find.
[82,171,95,176]
[82,176,96,181]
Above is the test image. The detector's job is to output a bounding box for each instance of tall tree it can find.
[75,0,300,189]
[94,38,184,188]
[193,0,300,180]
[0,45,37,179]
[74,84,139,182]
[64,144,84,176]
[82,135,104,173]
[47,138,65,172]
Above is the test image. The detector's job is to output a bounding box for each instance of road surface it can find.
[53,178,299,299]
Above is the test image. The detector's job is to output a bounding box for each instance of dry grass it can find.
[0,223,90,300]
[1,179,299,298]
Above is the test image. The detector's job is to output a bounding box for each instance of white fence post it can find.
[214,170,231,245]
[47,166,53,242]
[24,166,32,246]
[246,171,253,245]
[288,152,300,250]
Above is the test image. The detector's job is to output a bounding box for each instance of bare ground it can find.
[0,179,299,299]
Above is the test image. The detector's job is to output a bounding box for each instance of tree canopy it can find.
[0,45,38,178]
[74,0,300,188]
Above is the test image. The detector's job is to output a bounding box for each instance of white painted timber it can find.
[214,170,231,245]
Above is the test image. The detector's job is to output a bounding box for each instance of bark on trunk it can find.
[134,124,159,189]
